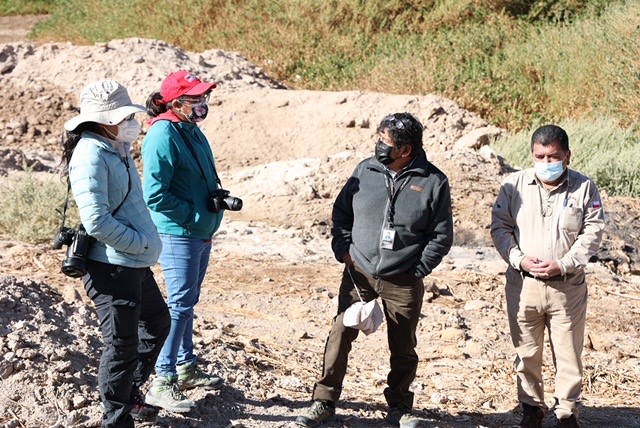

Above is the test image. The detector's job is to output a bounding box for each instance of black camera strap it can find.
[58,157,131,231]
[112,158,132,217]
[173,123,222,193]
[57,181,73,231]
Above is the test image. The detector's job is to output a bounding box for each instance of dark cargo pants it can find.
[312,264,424,409]
[83,260,170,428]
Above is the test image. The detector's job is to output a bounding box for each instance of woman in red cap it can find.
[141,71,228,413]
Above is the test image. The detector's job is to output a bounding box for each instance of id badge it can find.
[381,228,396,250]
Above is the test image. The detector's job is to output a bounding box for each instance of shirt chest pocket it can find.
[559,207,582,232]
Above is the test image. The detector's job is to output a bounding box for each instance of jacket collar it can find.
[82,131,130,158]
[368,149,430,177]
[148,110,182,126]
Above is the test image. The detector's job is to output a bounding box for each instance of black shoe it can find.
[557,415,580,428]
[130,391,160,423]
[385,404,423,428]
[295,400,335,427]
[518,403,544,428]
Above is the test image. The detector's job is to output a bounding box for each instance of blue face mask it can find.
[534,160,565,183]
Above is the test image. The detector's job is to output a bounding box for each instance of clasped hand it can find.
[521,256,561,279]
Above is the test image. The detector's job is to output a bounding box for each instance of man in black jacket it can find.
[296,113,454,428]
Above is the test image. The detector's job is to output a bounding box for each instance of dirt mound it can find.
[0,25,639,428]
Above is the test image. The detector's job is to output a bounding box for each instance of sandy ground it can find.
[0,15,639,428]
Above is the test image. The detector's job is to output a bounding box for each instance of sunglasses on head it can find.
[383,114,409,130]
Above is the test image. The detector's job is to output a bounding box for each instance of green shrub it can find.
[14,0,640,197]
[0,0,56,15]
[0,172,78,244]
[492,118,640,197]
[26,0,634,132]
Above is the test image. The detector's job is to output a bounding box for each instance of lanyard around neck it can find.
[383,173,410,228]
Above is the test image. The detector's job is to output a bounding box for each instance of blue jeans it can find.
[155,234,212,377]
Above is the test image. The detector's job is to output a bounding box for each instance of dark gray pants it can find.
[312,264,424,409]
[84,261,170,428]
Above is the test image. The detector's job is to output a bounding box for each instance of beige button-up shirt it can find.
[490,168,605,278]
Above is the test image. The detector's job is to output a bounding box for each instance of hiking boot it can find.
[177,363,223,391]
[518,403,544,428]
[145,376,196,413]
[557,415,580,428]
[130,391,159,423]
[385,403,424,428]
[295,399,335,427]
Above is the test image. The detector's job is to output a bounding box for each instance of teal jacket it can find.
[142,121,223,239]
[68,132,162,268]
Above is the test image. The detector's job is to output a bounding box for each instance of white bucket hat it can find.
[342,268,384,335]
[64,80,145,131]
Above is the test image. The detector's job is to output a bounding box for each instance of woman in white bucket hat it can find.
[60,80,170,428]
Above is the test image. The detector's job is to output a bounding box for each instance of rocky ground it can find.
[0,15,639,428]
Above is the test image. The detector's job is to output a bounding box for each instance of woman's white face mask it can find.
[104,116,141,143]
[114,119,141,143]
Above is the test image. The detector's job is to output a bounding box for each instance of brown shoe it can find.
[557,415,580,428]
[518,403,544,428]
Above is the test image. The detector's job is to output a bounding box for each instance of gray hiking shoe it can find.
[145,376,195,413]
[177,363,223,391]
[386,404,424,428]
[295,399,335,427]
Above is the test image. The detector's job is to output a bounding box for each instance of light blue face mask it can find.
[534,160,565,183]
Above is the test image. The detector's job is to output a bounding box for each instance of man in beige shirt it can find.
[490,124,605,428]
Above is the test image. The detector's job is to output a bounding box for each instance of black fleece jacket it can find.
[331,150,454,278]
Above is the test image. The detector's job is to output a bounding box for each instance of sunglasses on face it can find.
[179,92,211,105]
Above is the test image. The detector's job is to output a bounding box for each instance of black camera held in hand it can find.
[53,224,95,278]
[207,188,243,213]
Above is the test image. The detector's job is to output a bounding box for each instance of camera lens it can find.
[224,196,243,211]
[61,262,86,278]
[61,245,88,278]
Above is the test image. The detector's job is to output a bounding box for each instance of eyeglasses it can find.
[376,138,402,151]
[117,114,136,125]
[179,92,211,105]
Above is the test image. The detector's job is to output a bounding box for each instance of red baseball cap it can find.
[160,71,217,103]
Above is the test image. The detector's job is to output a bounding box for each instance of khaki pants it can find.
[505,271,588,420]
[312,264,424,408]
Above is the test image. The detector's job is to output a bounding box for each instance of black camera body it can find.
[53,224,95,278]
[207,189,243,213]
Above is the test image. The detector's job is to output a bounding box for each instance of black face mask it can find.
[375,139,395,165]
